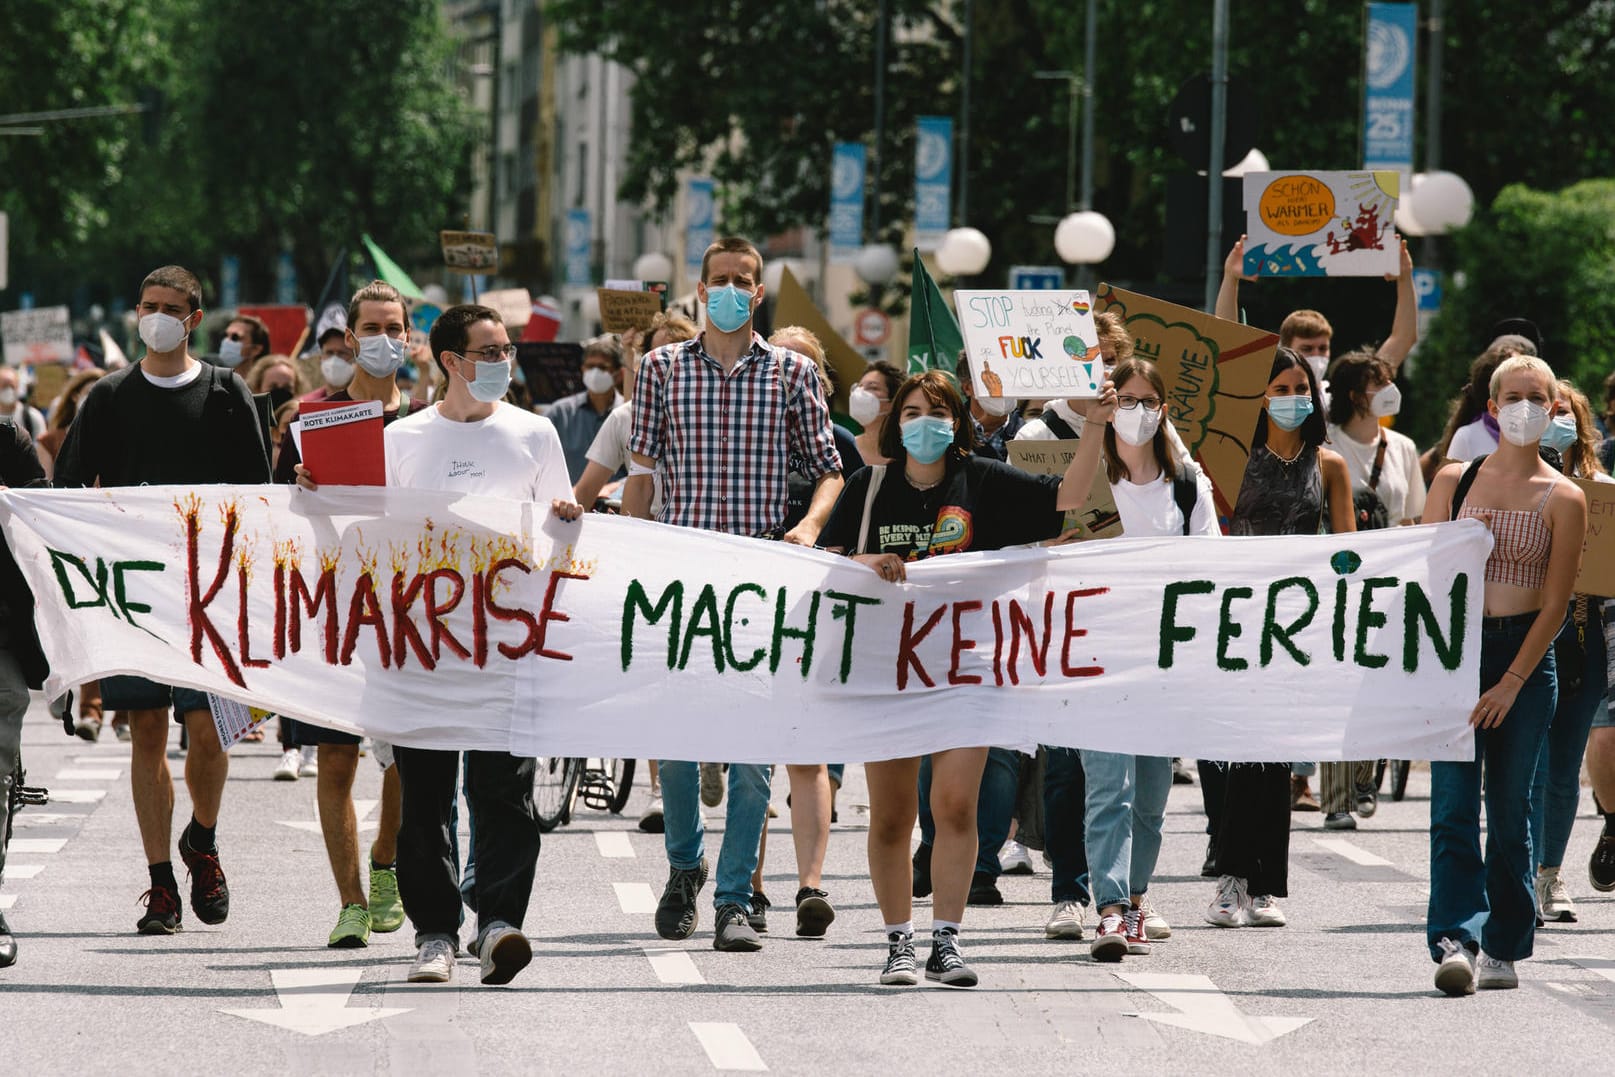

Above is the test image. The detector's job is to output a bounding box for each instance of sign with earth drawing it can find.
[952,290,1103,401]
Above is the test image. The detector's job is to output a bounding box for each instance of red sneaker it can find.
[179,828,231,925]
[1089,913,1128,962]
[1123,908,1152,955]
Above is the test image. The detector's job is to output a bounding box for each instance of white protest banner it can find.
[953,290,1103,401]
[0,486,1487,764]
[1,305,73,365]
[1241,171,1401,277]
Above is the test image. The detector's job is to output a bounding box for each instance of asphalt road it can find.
[3,697,1614,1076]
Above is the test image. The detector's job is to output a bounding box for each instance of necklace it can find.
[905,470,945,491]
[1267,441,1305,466]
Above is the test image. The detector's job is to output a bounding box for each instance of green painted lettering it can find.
[1403,574,1467,672]
[1217,586,1253,671]
[1353,576,1398,669]
[1261,576,1318,666]
[1159,580,1216,669]
[622,579,684,671]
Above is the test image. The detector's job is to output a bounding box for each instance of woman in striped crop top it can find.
[1420,355,1588,997]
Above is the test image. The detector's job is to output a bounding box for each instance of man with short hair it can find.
[217,313,271,370]
[625,236,844,952]
[54,265,271,934]
[547,335,625,482]
[0,367,45,441]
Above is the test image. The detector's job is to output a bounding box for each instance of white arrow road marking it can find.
[614,882,658,914]
[46,789,107,803]
[1116,972,1312,1045]
[4,865,43,879]
[54,769,121,780]
[1569,957,1615,985]
[689,1022,767,1071]
[0,896,15,910]
[221,968,411,1036]
[277,799,378,835]
[1312,837,1395,866]
[644,947,705,985]
[9,839,66,854]
[595,832,635,858]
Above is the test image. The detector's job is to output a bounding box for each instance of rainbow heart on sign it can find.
[1070,298,1090,316]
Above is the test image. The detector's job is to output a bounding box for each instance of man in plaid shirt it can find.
[625,236,844,953]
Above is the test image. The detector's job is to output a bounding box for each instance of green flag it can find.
[360,233,426,300]
[907,250,963,376]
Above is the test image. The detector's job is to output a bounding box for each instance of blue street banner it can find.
[914,116,953,252]
[829,142,867,264]
[564,208,592,288]
[275,250,298,306]
[1362,2,1417,174]
[219,255,240,311]
[684,177,716,274]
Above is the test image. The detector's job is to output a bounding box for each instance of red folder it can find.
[298,399,386,486]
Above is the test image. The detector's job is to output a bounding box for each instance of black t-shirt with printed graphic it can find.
[819,454,1064,559]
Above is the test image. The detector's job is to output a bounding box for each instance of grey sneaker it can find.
[713,903,763,952]
[794,887,835,938]
[478,923,533,986]
[699,763,725,807]
[1045,899,1086,940]
[1476,952,1518,990]
[1434,937,1475,996]
[1536,866,1577,923]
[408,936,457,984]
[655,858,708,941]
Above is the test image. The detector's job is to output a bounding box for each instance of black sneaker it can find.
[880,931,917,985]
[178,827,229,925]
[748,891,770,932]
[655,858,708,941]
[0,911,16,967]
[1323,811,1357,830]
[1590,831,1615,893]
[137,884,183,935]
[1354,781,1378,818]
[925,929,977,987]
[912,842,933,899]
[967,871,1003,906]
[713,902,763,952]
[794,887,836,938]
[1201,838,1219,879]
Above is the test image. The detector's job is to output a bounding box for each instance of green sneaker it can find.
[328,903,371,948]
[369,865,405,933]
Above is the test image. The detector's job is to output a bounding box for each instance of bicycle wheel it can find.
[606,758,636,814]
[534,757,583,832]
[1390,759,1411,801]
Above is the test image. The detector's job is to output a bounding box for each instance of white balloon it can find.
[1409,170,1475,234]
[935,227,992,277]
[1053,211,1116,265]
[632,251,674,283]
[853,244,901,286]
[1394,173,1428,237]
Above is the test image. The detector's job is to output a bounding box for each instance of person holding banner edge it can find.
[1422,354,1587,996]
[817,368,1120,987]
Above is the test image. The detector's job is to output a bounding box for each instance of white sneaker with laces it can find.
[1247,893,1286,927]
[298,745,319,778]
[1434,937,1475,996]
[1135,896,1171,939]
[1204,875,1248,928]
[1476,952,1518,990]
[408,936,457,984]
[1045,899,1086,940]
[1536,866,1577,922]
[999,839,1035,875]
[273,748,300,782]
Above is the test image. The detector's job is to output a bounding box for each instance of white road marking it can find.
[277,799,378,835]
[644,947,705,985]
[73,755,128,764]
[689,1022,767,1071]
[4,865,43,879]
[54,769,121,781]
[613,882,658,914]
[9,839,67,854]
[595,832,635,858]
[46,789,107,803]
[1312,837,1394,866]
[220,968,411,1037]
[0,895,14,910]
[1570,956,1615,985]
[1116,972,1313,1045]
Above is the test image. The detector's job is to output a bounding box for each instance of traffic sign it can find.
[853,308,891,347]
[1009,265,1065,290]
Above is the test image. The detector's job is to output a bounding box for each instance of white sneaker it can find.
[1135,896,1171,940]
[1536,866,1577,922]
[273,748,300,782]
[298,745,319,778]
[999,839,1035,875]
[478,924,532,986]
[1204,875,1248,928]
[408,936,457,984]
[1247,893,1286,927]
[1476,952,1518,990]
[638,793,665,833]
[1434,937,1475,996]
[1045,899,1086,940]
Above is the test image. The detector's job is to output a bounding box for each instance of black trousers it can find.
[1206,762,1291,897]
[394,747,540,943]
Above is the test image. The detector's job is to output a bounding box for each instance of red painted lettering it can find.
[948,601,984,685]
[1008,593,1054,685]
[1060,587,1108,678]
[389,571,434,670]
[897,602,946,690]
[534,569,588,661]
[185,504,245,687]
[425,569,470,662]
[340,573,391,667]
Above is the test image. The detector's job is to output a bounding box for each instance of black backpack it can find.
[1352,432,1391,530]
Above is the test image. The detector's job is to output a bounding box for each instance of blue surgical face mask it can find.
[1541,413,1578,453]
[218,337,245,368]
[900,415,956,465]
[705,284,754,334]
[461,355,512,403]
[1266,394,1314,431]
[355,333,406,378]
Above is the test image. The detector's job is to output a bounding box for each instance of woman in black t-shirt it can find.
[818,370,1113,988]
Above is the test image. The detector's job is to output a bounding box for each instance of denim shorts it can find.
[100,675,211,721]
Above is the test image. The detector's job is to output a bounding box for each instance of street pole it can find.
[871,0,887,239]
[1421,0,1443,267]
[1203,0,1229,312]
[957,0,972,224]
[1079,0,1096,212]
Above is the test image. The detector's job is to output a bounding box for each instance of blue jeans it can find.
[1428,613,1557,962]
[1080,751,1171,910]
[1043,747,1092,904]
[918,747,1019,875]
[660,760,772,910]
[1531,610,1607,868]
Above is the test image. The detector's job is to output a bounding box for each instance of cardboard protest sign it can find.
[596,288,665,334]
[29,363,69,411]
[481,288,533,330]
[440,230,498,272]
[1241,171,1400,277]
[2,305,73,365]
[1094,285,1278,517]
[1573,477,1615,598]
[953,291,1103,401]
[1007,439,1123,541]
[772,266,865,411]
[516,341,584,404]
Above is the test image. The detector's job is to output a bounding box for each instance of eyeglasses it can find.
[222,330,244,341]
[1117,394,1163,412]
[459,344,517,363]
